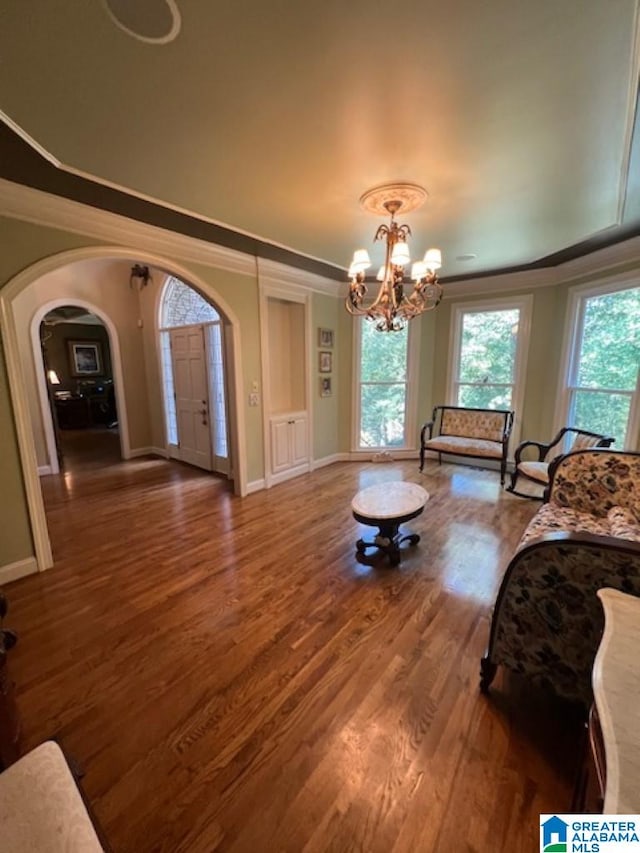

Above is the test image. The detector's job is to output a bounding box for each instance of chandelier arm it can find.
[345,298,371,317]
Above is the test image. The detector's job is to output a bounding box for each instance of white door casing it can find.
[205,323,230,476]
[170,327,213,471]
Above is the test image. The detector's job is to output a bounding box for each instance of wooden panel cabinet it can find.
[270,414,308,474]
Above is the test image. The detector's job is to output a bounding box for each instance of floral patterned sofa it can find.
[480,448,640,705]
[419,405,514,484]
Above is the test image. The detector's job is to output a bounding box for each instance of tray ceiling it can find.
[1,0,639,277]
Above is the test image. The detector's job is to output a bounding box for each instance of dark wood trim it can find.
[3,120,640,283]
[0,124,344,281]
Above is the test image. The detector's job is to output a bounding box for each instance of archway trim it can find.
[30,298,131,475]
[0,245,248,574]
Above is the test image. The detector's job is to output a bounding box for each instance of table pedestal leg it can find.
[356,522,420,566]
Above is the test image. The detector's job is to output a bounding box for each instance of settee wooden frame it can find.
[419,404,514,485]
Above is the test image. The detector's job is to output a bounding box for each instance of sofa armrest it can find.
[420,420,435,443]
[483,532,640,704]
[513,439,551,466]
[419,419,436,472]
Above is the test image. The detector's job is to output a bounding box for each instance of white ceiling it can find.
[1,0,639,277]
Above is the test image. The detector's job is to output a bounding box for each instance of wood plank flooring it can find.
[4,440,583,852]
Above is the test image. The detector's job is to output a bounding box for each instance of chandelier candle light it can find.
[346,182,443,332]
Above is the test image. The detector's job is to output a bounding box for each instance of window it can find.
[355,319,417,449]
[448,297,532,441]
[563,283,639,445]
[161,276,220,326]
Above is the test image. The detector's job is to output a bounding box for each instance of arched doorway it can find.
[31,299,128,475]
[158,276,230,476]
[0,246,248,572]
[40,307,120,470]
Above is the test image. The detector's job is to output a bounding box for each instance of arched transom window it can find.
[161,276,220,327]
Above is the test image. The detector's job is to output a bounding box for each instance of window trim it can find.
[446,295,533,449]
[352,317,420,452]
[555,275,640,447]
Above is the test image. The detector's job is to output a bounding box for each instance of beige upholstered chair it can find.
[507,427,615,498]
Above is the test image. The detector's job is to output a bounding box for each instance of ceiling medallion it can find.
[346,182,443,332]
[359,182,428,216]
[102,0,181,45]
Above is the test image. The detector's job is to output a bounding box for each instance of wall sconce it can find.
[47,369,61,385]
[130,264,152,290]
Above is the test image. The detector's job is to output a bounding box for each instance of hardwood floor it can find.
[5,448,583,852]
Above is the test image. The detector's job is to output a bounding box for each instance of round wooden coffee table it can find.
[351,481,429,565]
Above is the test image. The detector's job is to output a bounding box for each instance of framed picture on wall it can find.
[320,376,332,397]
[319,351,332,373]
[318,327,334,348]
[67,340,103,376]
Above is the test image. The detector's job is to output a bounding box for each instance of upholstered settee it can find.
[480,448,640,705]
[419,405,514,484]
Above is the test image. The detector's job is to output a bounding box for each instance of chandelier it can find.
[346,182,443,332]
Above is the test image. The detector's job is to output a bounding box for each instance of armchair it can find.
[507,426,614,498]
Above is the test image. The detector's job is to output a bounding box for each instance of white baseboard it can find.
[0,556,39,585]
[246,478,266,494]
[267,462,312,488]
[311,452,350,470]
[347,449,421,461]
[149,446,169,458]
[37,464,53,476]
[128,446,169,459]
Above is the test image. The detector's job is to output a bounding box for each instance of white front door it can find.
[170,327,213,471]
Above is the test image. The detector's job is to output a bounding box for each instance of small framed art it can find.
[320,376,332,397]
[319,351,332,373]
[67,340,103,376]
[318,327,334,348]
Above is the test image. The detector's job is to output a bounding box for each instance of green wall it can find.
[312,293,341,460]
[0,217,98,569]
[0,344,32,564]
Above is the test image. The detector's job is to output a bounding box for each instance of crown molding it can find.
[257,257,340,297]
[0,177,340,295]
[554,233,640,283]
[0,114,344,279]
[0,178,260,277]
[441,267,557,299]
[3,177,640,303]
